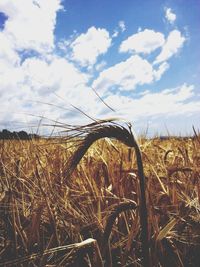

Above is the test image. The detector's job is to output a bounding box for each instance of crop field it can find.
[0,122,200,267]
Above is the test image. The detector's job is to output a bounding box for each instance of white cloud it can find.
[119,29,165,54]
[93,55,168,92]
[103,84,199,121]
[112,30,119,38]
[0,0,62,53]
[154,30,185,64]
[0,32,19,65]
[22,57,89,95]
[153,62,169,80]
[118,20,126,32]
[95,60,107,71]
[112,20,126,38]
[70,26,112,67]
[0,2,104,127]
[165,7,176,24]
[0,54,102,127]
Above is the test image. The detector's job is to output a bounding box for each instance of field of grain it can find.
[0,122,200,266]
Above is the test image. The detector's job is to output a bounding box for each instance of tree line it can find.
[0,129,40,140]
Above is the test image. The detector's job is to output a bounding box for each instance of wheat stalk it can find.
[63,120,150,267]
[102,200,137,267]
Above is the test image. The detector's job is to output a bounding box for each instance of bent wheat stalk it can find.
[63,121,150,267]
[102,200,137,267]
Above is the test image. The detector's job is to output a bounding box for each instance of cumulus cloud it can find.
[22,57,89,94]
[70,26,112,67]
[0,0,99,127]
[92,55,168,92]
[0,2,106,128]
[0,0,62,53]
[154,30,185,64]
[119,29,165,54]
[103,84,199,121]
[0,54,101,127]
[165,7,176,24]
[0,0,68,128]
[0,32,19,64]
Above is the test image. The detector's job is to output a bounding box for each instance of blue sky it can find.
[0,0,199,136]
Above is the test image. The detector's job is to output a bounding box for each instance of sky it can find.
[0,0,199,136]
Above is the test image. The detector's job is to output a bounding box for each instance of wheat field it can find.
[0,122,200,266]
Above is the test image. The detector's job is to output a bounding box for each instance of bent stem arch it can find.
[102,201,137,267]
[63,121,150,267]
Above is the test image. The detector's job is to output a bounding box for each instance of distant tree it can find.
[28,133,40,139]
[18,131,29,140]
[1,129,12,139]
[0,129,40,140]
